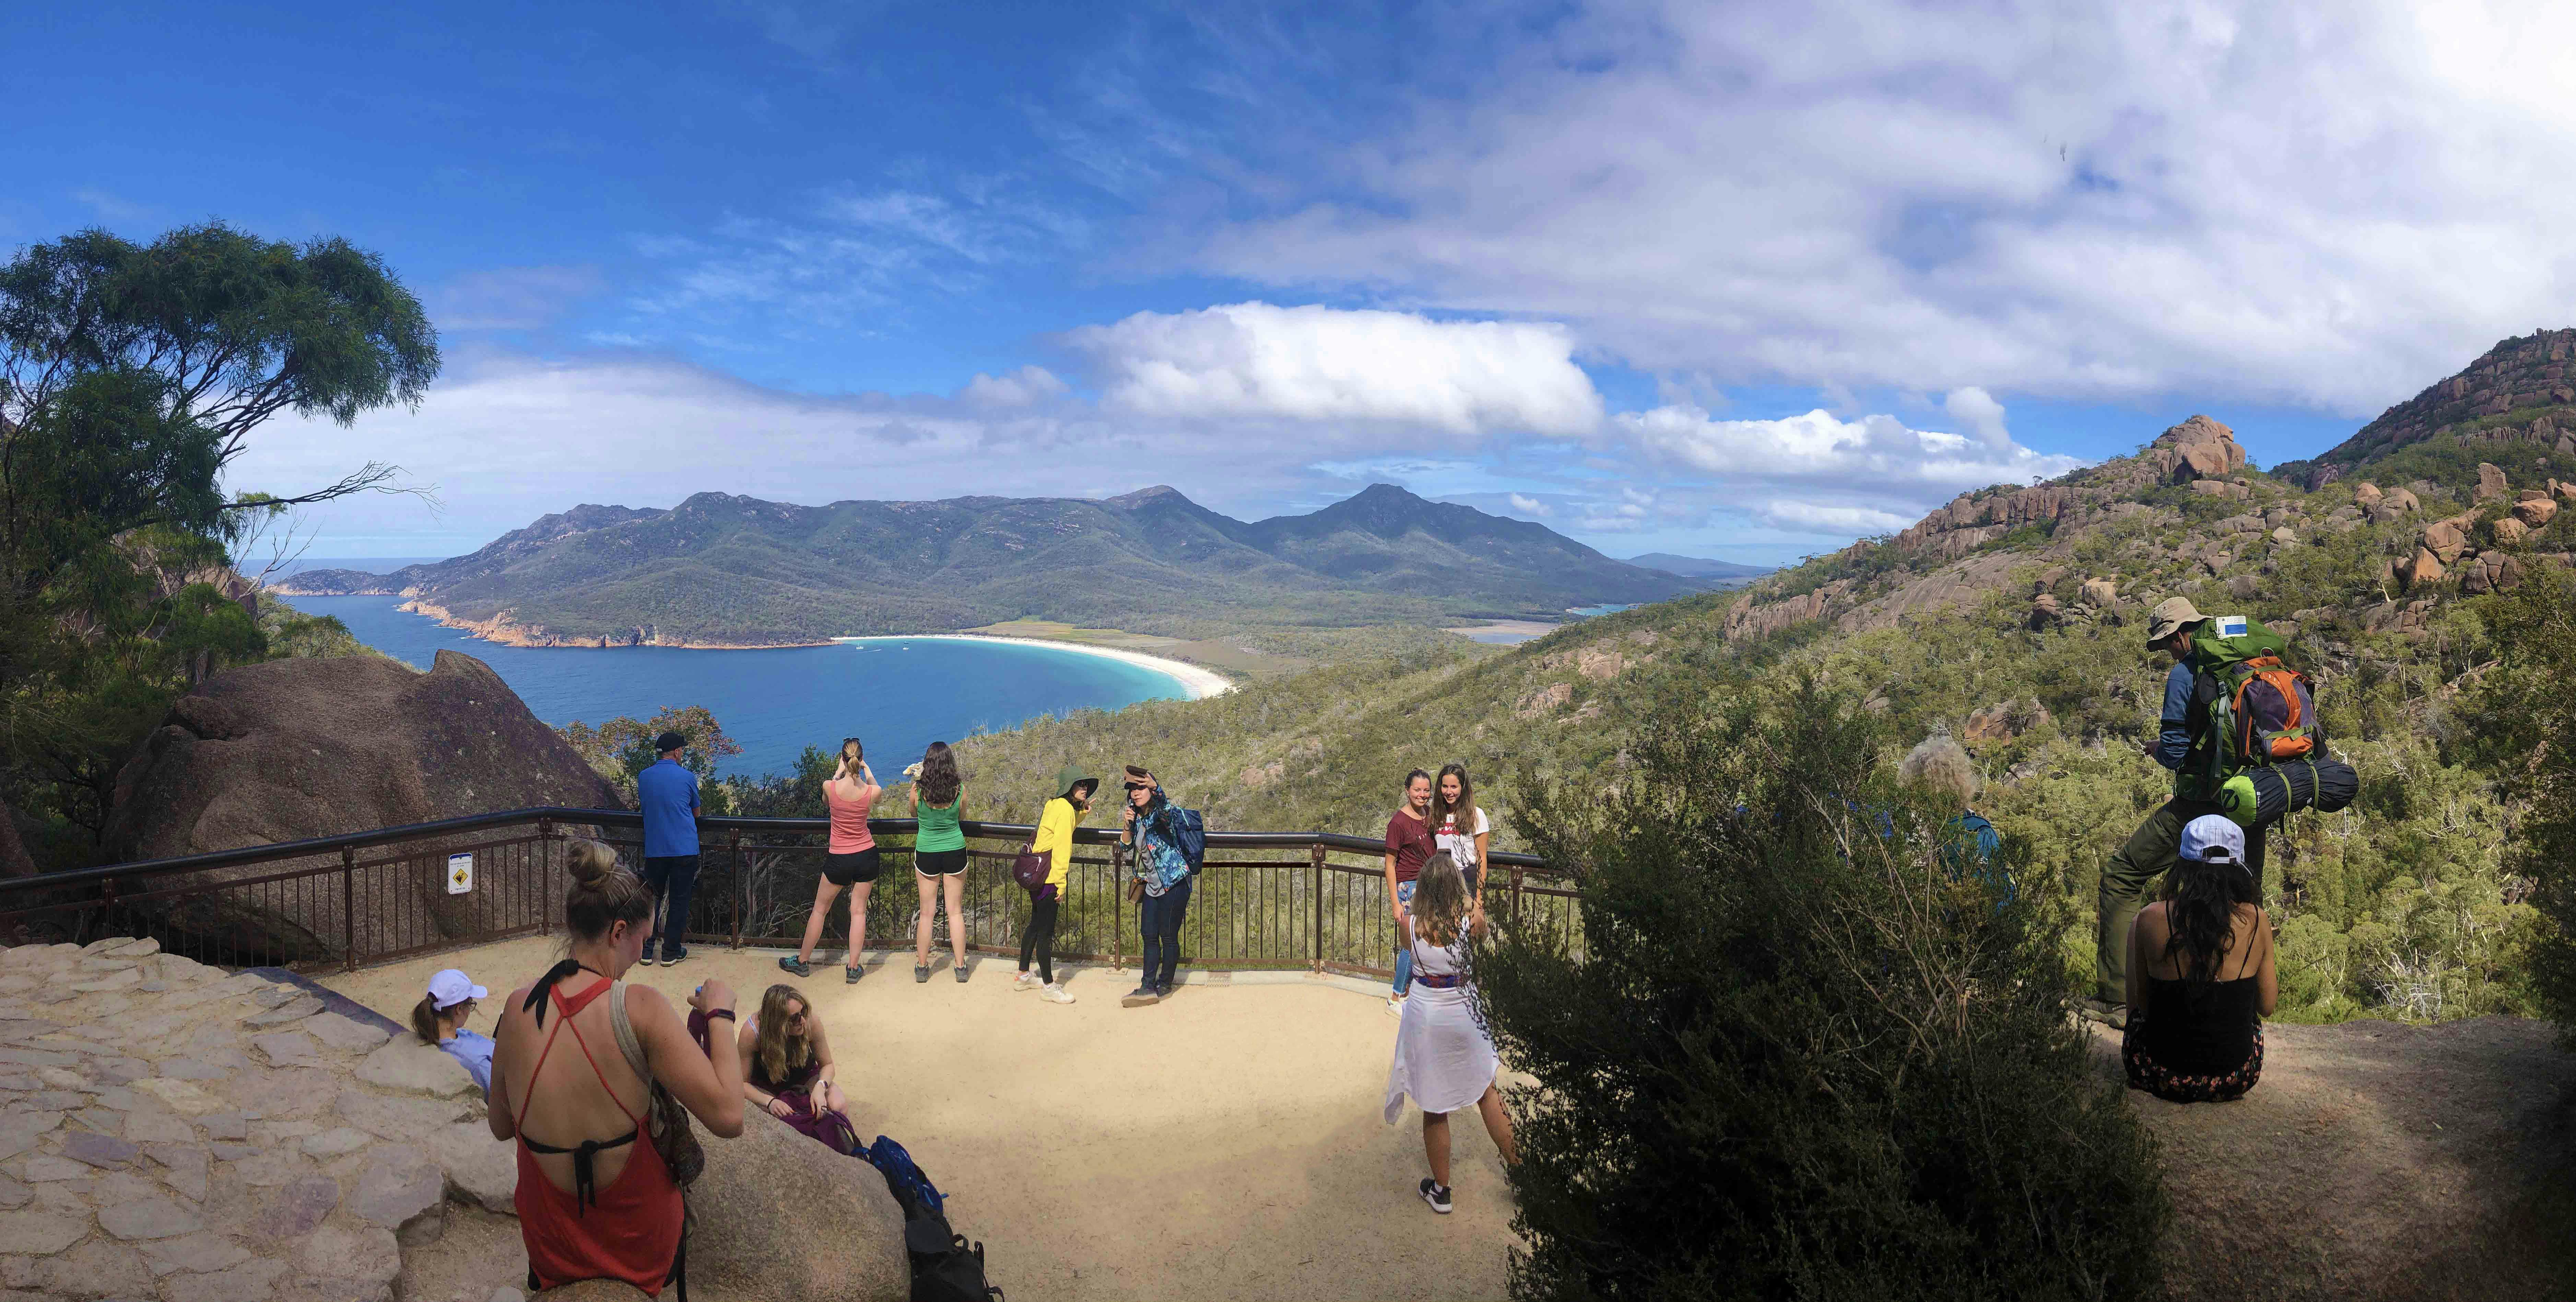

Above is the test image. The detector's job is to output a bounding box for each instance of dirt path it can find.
[326,939,1521,1302]
[2094,1016,2576,1302]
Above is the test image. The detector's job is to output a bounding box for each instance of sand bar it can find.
[835,633,1234,699]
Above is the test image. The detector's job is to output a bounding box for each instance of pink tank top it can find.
[826,780,878,854]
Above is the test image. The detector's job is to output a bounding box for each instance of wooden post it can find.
[1310,841,1326,973]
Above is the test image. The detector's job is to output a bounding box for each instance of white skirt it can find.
[1383,987,1499,1123]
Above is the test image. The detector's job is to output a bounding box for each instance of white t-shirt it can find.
[1435,807,1489,872]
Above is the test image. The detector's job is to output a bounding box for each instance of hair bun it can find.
[565,838,620,887]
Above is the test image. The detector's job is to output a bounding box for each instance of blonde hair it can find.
[755,984,814,1086]
[835,737,864,783]
[563,839,652,941]
[1412,851,1470,948]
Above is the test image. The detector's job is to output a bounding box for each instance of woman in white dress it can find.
[1382,851,1517,1213]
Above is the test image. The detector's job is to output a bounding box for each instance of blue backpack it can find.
[862,1134,943,1219]
[1165,806,1207,873]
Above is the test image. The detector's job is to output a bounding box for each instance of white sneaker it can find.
[1040,984,1075,1004]
[1385,995,1406,1016]
[1014,970,1042,991]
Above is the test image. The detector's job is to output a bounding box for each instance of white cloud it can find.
[1507,492,1551,517]
[959,366,1069,408]
[1062,302,1604,437]
[1616,390,2083,491]
[429,266,607,331]
[1185,0,2576,415]
[1758,500,1918,536]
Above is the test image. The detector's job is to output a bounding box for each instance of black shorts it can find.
[823,849,881,886]
[914,847,969,877]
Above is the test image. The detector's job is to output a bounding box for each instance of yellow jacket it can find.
[1033,796,1084,888]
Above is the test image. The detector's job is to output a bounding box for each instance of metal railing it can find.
[0,808,1580,980]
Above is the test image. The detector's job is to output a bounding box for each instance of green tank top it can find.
[915,798,965,853]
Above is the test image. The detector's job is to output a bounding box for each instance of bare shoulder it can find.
[622,982,679,1022]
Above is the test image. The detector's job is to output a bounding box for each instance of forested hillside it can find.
[278,482,1701,644]
[950,396,2576,1026]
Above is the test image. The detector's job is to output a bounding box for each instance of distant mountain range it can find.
[278,484,1706,647]
[1623,553,1776,581]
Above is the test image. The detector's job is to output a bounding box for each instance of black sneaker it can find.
[1420,1179,1452,1214]
[1120,985,1160,1007]
[1155,982,1175,999]
[778,956,812,978]
[844,964,862,985]
[955,964,970,983]
[660,946,689,967]
[914,964,930,984]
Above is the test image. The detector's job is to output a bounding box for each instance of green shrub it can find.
[1481,677,2167,1301]
[2450,568,2576,1040]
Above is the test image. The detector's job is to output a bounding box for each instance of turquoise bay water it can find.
[286,595,1189,782]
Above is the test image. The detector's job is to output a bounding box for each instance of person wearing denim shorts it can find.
[1383,770,1437,1013]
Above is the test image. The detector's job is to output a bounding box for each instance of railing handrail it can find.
[3,806,1552,898]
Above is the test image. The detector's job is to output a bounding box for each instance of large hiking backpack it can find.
[862,1136,1004,1301]
[1164,806,1207,874]
[2189,614,2320,770]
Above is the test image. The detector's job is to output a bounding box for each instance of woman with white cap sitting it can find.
[413,968,497,1092]
[2121,815,2277,1103]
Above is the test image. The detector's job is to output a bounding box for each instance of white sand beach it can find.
[835,634,1235,699]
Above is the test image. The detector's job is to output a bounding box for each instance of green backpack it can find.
[2179,614,2322,812]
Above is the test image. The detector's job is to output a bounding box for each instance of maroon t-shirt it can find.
[1386,810,1436,883]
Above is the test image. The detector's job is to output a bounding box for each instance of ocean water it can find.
[283,595,1190,781]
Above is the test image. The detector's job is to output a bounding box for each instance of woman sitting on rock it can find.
[412,967,495,1092]
[731,983,857,1153]
[488,839,747,1298]
[2122,815,2278,1104]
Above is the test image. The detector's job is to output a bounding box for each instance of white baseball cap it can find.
[2179,815,2247,869]
[426,969,487,1009]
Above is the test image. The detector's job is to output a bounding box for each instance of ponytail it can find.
[410,996,442,1045]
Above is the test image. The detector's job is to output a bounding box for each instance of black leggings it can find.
[1019,893,1060,983]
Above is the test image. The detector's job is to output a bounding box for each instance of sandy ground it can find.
[834,634,1237,699]
[325,937,1517,1302]
[1441,621,1557,645]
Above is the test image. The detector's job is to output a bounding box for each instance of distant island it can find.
[278,483,1707,647]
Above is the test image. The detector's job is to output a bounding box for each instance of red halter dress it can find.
[513,975,685,1296]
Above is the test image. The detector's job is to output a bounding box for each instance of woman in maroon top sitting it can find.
[731,983,858,1152]
[1383,769,1437,1013]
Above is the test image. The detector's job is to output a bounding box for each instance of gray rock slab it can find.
[154,1058,231,1081]
[250,1174,342,1240]
[20,1154,86,1181]
[161,1256,287,1302]
[199,1113,249,1140]
[352,1041,475,1098]
[250,1031,318,1067]
[120,1110,192,1145]
[302,1012,390,1054]
[0,1046,78,1068]
[302,1127,372,1158]
[0,1210,89,1254]
[425,1120,517,1213]
[0,1174,28,1209]
[249,983,306,1009]
[138,1230,255,1277]
[98,1193,203,1240]
[42,1236,153,1300]
[350,1144,445,1245]
[0,1109,62,1161]
[244,996,324,1028]
[59,1129,139,1169]
[294,1223,402,1285]
[334,1088,470,1142]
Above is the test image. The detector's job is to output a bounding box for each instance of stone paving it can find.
[0,938,524,1302]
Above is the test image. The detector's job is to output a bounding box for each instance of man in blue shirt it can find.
[636,730,702,966]
[2082,597,2268,1028]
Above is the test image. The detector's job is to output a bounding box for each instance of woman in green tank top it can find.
[909,742,971,983]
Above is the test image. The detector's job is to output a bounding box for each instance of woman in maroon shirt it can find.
[1383,769,1437,1013]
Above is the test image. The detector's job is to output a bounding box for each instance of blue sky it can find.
[9,1,2573,563]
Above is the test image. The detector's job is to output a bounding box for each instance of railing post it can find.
[538,818,555,937]
[1510,864,1524,933]
[730,826,744,951]
[341,845,358,973]
[1310,841,1325,973]
[1111,841,1126,973]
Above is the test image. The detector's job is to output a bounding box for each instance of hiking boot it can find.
[1420,1179,1452,1214]
[660,946,689,967]
[1014,970,1043,992]
[955,963,970,983]
[1121,985,1160,1008]
[778,956,812,978]
[1040,983,1075,1005]
[844,963,863,985]
[914,964,930,984]
[2078,998,2127,1029]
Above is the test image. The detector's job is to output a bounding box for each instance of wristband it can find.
[705,1008,736,1022]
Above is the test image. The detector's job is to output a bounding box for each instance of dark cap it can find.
[654,731,688,755]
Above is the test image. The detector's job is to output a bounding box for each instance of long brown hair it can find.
[1412,851,1470,947]
[411,996,444,1045]
[755,983,814,1085]
[1432,763,1480,835]
[918,741,961,806]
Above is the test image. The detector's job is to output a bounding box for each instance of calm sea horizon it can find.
[282,593,1190,785]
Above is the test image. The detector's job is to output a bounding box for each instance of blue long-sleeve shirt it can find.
[2153,660,2196,771]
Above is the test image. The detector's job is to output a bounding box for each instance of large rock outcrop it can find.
[2147,414,2250,483]
[686,1110,911,1301]
[99,650,620,960]
[2310,327,2576,477]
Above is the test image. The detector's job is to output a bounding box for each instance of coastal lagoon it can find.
[287,595,1196,780]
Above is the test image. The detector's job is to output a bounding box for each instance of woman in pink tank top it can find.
[780,737,883,984]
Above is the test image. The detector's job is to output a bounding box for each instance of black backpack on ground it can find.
[906,1214,1002,1302]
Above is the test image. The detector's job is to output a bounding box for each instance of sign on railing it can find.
[0,807,1579,979]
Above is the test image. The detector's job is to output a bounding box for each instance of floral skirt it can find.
[2124,1024,2263,1103]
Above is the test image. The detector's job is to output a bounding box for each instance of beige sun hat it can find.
[2143,596,2206,648]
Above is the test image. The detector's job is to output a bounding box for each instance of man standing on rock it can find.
[639,730,702,967]
[2084,597,2269,1028]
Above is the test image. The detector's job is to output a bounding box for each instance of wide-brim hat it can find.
[2144,596,2206,649]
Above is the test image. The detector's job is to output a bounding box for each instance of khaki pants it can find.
[2095,798,2266,1003]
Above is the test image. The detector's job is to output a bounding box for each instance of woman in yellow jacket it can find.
[1016,764,1097,1004]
